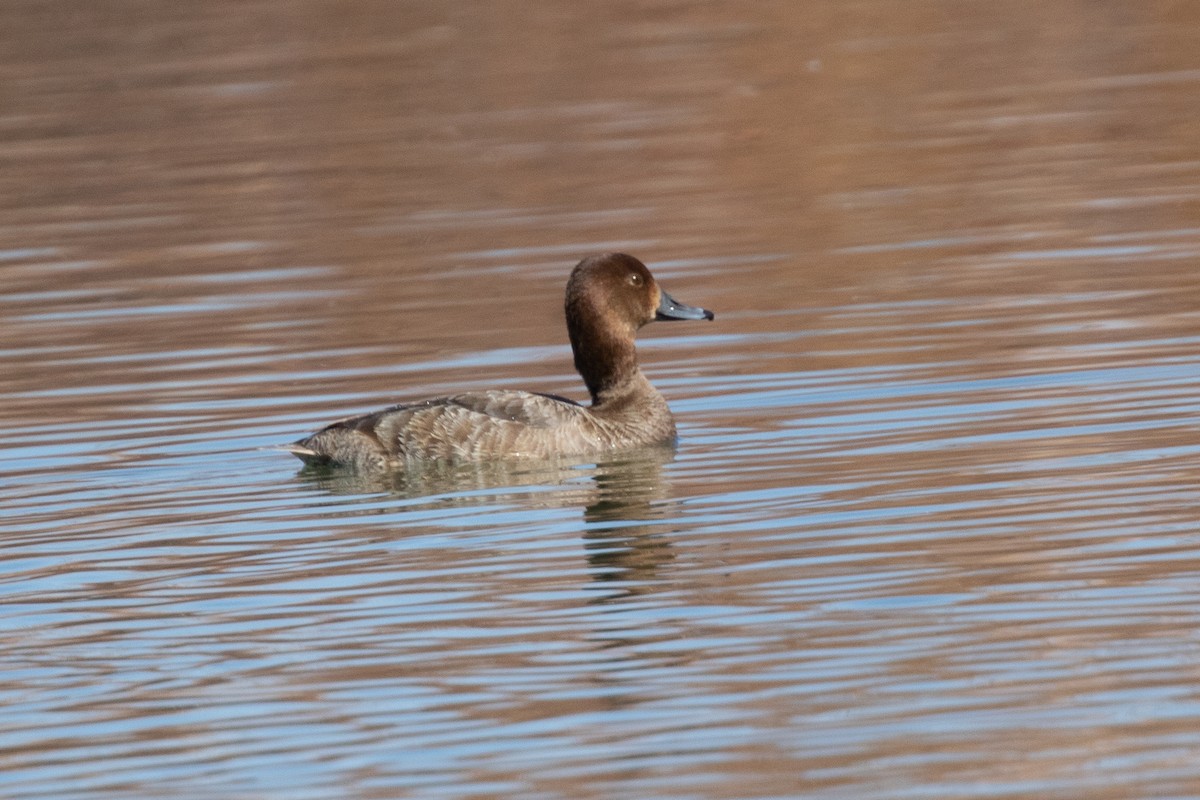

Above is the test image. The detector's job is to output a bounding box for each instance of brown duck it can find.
[286,253,714,470]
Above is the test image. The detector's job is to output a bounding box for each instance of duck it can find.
[285,253,714,470]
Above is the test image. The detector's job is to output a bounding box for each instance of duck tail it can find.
[269,442,330,466]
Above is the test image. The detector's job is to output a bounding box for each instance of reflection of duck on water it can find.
[581,449,679,596]
[298,446,681,595]
[298,444,673,515]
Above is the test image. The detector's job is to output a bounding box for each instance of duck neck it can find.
[570,325,640,406]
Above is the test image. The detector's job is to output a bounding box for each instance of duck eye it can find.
[628,273,643,287]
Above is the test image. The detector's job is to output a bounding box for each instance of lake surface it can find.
[4,2,1200,798]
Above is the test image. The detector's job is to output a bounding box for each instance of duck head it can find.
[564,253,713,402]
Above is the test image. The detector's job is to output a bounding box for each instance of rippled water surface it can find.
[5,2,1200,798]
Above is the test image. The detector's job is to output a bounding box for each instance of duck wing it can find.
[437,390,584,426]
[290,389,594,466]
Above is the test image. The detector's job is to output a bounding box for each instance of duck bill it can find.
[656,288,715,322]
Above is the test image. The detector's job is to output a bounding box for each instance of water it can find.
[4,2,1200,798]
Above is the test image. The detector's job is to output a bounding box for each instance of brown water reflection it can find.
[4,2,1200,799]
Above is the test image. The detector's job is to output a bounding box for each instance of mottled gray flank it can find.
[286,254,713,469]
